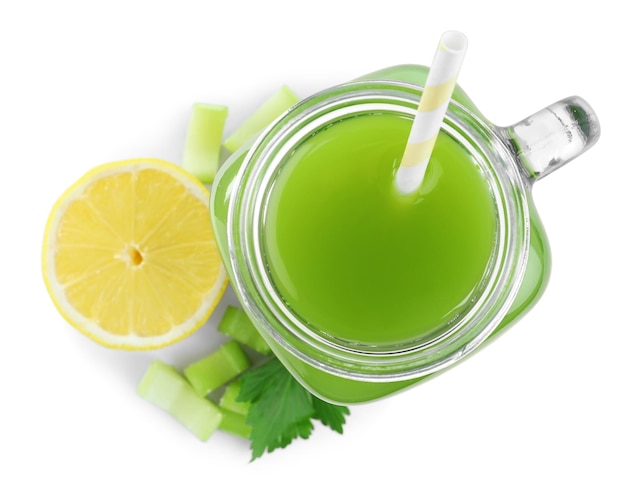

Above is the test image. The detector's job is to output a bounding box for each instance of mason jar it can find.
[210,65,600,404]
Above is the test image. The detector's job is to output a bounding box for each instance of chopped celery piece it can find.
[137,360,222,442]
[183,341,251,396]
[218,306,272,355]
[219,380,250,416]
[182,103,228,184]
[223,85,298,152]
[219,408,252,439]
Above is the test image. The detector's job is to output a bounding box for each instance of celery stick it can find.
[182,103,228,184]
[218,306,272,355]
[219,380,250,416]
[223,86,298,152]
[137,360,222,442]
[219,408,252,439]
[183,341,251,397]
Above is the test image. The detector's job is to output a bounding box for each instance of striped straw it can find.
[395,31,468,194]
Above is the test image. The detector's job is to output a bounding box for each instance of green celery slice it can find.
[218,306,272,355]
[137,360,222,441]
[219,408,252,439]
[182,103,228,184]
[223,86,298,152]
[219,380,251,416]
[183,341,251,396]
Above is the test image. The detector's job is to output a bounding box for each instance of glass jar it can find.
[211,65,600,404]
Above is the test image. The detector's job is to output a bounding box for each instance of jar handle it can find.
[502,96,600,181]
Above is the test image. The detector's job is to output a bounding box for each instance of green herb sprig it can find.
[238,357,349,460]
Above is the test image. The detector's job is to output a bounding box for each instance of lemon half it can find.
[42,159,228,350]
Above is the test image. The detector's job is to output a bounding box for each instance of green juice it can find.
[211,67,553,404]
[263,113,497,346]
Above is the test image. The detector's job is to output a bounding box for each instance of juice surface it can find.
[264,113,497,347]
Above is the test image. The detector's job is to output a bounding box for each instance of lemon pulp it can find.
[42,159,227,349]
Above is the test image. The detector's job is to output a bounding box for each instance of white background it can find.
[1,1,623,502]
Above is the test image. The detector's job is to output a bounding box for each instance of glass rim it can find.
[227,80,530,381]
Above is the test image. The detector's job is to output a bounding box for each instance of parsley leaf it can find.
[312,395,350,434]
[237,356,350,460]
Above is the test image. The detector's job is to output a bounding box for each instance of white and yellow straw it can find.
[395,31,469,194]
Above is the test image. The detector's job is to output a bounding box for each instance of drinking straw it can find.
[395,31,468,194]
